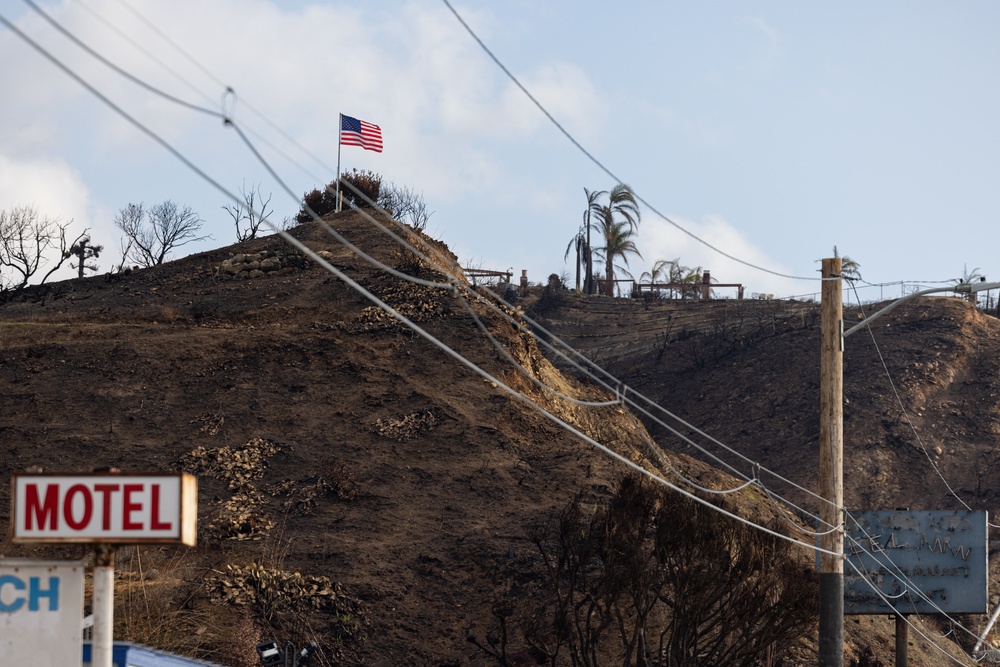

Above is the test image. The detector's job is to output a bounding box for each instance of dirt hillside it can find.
[527,289,1000,514]
[0,213,988,666]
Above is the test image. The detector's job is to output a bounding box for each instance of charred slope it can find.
[0,214,661,666]
[530,290,1000,514]
[0,214,981,666]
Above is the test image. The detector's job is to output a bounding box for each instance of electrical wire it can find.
[67,0,218,110]
[439,0,825,284]
[847,281,984,518]
[308,179,844,528]
[10,10,988,658]
[59,0,841,523]
[20,0,220,118]
[843,558,975,666]
[52,0,865,533]
[454,288,625,408]
[232,110,842,532]
[101,0,339,179]
[1,7,851,558]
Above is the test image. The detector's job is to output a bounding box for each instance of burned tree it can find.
[115,201,208,267]
[0,204,80,290]
[477,474,817,667]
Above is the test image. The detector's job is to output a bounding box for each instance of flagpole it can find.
[336,113,343,213]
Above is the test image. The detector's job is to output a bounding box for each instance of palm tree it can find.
[640,259,677,297]
[593,216,642,295]
[832,246,862,281]
[678,265,708,299]
[582,187,603,294]
[588,184,641,296]
[564,231,586,292]
[567,188,605,294]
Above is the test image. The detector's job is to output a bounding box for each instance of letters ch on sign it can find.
[0,575,59,613]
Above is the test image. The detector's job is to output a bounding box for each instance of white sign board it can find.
[0,559,84,667]
[11,473,197,545]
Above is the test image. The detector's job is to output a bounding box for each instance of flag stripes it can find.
[340,115,383,153]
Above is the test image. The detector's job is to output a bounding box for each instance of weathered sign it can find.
[844,510,988,614]
[0,559,84,666]
[11,473,197,545]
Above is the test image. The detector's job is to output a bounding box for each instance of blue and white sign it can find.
[845,510,988,615]
[0,559,84,666]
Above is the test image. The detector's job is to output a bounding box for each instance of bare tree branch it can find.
[0,205,77,290]
[115,200,209,267]
[224,181,273,242]
[378,182,433,232]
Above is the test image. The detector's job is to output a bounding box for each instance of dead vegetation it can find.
[473,474,817,667]
[0,214,988,666]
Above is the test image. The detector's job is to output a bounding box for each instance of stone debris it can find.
[181,436,280,491]
[352,281,447,331]
[208,562,349,613]
[216,250,309,280]
[191,412,224,436]
[374,410,437,442]
[207,489,274,541]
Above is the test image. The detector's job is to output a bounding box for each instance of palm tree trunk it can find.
[574,240,581,292]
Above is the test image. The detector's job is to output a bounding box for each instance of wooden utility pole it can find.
[895,614,908,667]
[820,257,844,667]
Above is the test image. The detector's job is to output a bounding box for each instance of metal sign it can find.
[0,559,85,666]
[11,473,197,545]
[844,510,988,614]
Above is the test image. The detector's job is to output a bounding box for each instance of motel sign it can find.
[11,473,197,545]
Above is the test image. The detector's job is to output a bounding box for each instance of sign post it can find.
[93,544,115,667]
[10,471,197,667]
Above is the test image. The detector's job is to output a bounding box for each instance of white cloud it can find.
[637,213,804,299]
[0,0,616,285]
[0,154,90,220]
[498,61,607,142]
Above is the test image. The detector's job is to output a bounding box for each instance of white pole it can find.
[335,113,343,213]
[975,602,1000,653]
[92,544,115,667]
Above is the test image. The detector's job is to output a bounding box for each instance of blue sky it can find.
[1,1,999,300]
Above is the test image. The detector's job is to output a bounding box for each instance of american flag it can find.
[340,115,383,153]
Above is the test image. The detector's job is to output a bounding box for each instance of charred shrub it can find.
[294,169,384,224]
[475,474,818,667]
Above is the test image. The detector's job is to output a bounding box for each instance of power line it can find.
[47,0,848,528]
[439,0,822,284]
[67,0,218,109]
[20,0,219,118]
[7,8,985,658]
[47,0,846,536]
[97,0,342,180]
[843,558,975,666]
